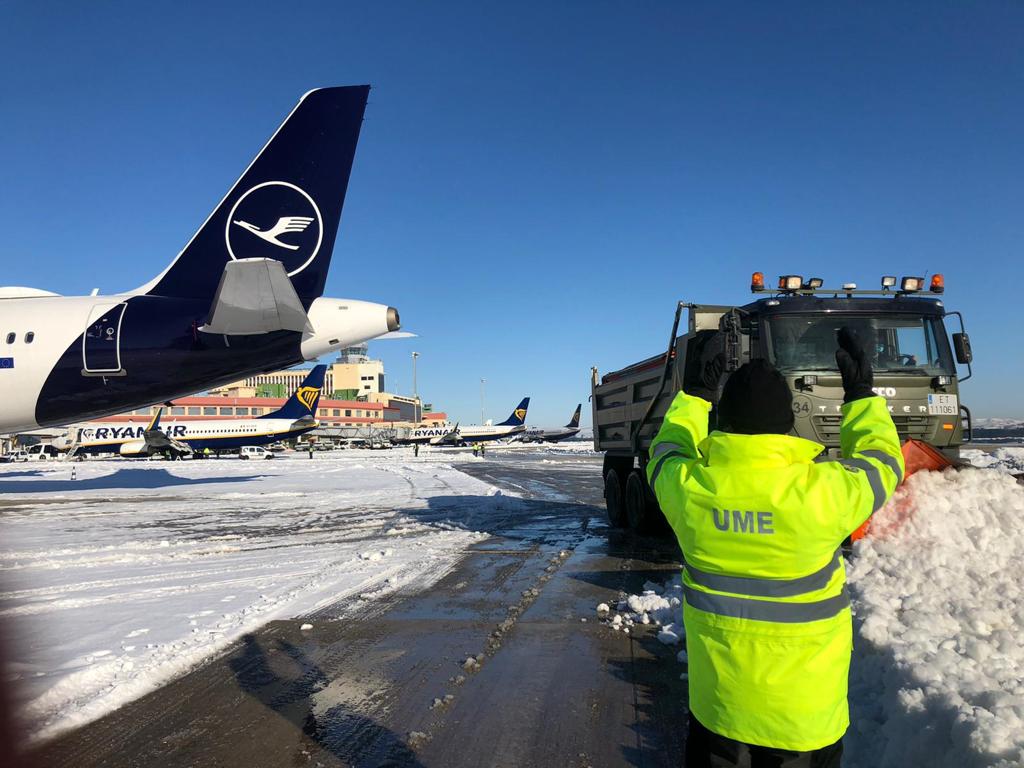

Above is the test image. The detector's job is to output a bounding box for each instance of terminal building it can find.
[210,344,385,400]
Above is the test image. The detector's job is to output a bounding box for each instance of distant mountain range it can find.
[974,418,1024,430]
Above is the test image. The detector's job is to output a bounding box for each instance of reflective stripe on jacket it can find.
[647,393,903,751]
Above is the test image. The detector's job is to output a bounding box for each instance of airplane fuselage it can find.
[521,427,581,443]
[402,423,526,445]
[0,294,301,433]
[68,417,315,455]
[0,293,391,434]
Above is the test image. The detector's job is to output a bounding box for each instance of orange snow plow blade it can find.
[850,439,954,541]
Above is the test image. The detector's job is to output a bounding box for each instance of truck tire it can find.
[604,469,626,528]
[626,470,651,532]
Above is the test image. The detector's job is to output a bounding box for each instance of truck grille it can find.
[811,414,932,443]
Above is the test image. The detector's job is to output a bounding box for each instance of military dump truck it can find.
[591,273,975,531]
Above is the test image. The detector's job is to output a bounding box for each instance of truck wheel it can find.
[626,470,651,532]
[604,469,626,528]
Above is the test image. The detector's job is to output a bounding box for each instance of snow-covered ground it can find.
[490,440,598,454]
[961,447,1024,475]
[0,452,500,743]
[605,451,1024,767]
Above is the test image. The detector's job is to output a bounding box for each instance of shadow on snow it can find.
[0,468,264,494]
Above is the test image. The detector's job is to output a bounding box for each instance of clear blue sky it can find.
[2,1,1022,424]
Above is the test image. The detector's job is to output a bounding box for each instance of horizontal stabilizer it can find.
[373,331,417,340]
[200,259,308,335]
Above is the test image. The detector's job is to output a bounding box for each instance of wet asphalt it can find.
[32,452,689,768]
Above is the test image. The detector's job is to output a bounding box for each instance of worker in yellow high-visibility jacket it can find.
[647,328,903,767]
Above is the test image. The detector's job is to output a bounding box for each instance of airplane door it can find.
[82,302,127,375]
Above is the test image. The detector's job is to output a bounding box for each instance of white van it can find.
[239,446,273,460]
[26,444,60,460]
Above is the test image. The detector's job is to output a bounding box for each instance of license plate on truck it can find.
[927,394,958,416]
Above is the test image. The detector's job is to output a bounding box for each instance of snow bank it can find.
[846,468,1024,767]
[0,453,496,742]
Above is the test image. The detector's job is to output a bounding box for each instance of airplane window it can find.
[5,333,13,344]
[25,332,34,343]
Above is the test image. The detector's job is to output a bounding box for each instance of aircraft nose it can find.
[387,307,401,332]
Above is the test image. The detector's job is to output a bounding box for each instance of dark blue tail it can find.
[145,86,370,305]
[260,365,326,420]
[566,404,581,429]
[498,398,530,427]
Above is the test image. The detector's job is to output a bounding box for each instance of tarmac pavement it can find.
[34,452,689,768]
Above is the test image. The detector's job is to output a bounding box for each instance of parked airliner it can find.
[400,398,530,446]
[64,366,326,458]
[520,404,582,443]
[0,86,400,435]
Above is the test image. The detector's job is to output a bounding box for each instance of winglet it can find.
[146,407,163,432]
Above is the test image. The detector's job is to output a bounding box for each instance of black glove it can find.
[689,353,726,403]
[835,327,874,403]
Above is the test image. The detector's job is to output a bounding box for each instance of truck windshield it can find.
[768,315,955,374]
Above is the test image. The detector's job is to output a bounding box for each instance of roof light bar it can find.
[881,275,897,288]
[805,277,824,289]
[900,276,924,293]
[778,275,803,291]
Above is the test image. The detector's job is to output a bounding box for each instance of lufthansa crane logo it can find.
[225,181,323,276]
[296,386,320,412]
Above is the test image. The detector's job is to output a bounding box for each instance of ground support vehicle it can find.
[591,274,974,532]
[239,446,274,460]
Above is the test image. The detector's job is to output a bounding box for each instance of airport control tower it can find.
[337,343,370,364]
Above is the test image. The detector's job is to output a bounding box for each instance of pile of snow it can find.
[0,453,497,743]
[596,577,685,645]
[845,468,1024,767]
[607,467,1024,767]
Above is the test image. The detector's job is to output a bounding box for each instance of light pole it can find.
[480,378,486,424]
[411,352,420,424]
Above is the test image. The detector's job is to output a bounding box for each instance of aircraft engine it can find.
[119,440,149,457]
[300,298,400,360]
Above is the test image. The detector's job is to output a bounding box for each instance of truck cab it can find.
[591,273,973,531]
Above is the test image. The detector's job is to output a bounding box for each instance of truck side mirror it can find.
[952,332,972,365]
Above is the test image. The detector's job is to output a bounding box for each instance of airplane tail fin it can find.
[497,398,530,427]
[260,365,326,420]
[566,404,582,429]
[142,86,370,305]
[146,407,163,432]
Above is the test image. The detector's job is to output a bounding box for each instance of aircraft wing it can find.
[200,258,309,335]
[139,428,191,454]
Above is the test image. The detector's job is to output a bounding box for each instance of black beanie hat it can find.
[717,359,795,435]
